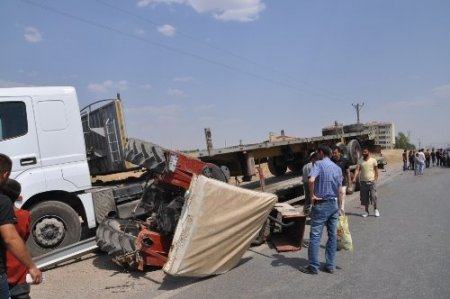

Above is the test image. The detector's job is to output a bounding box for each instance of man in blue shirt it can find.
[299,145,343,274]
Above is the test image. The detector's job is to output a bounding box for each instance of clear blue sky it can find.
[1,0,450,150]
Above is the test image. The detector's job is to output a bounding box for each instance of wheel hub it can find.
[34,218,65,247]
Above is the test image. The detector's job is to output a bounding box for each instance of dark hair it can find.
[2,179,21,202]
[0,153,12,173]
[317,144,331,157]
[331,145,342,153]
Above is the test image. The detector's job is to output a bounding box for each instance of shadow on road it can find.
[158,257,253,291]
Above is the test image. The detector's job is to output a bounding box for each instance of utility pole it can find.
[352,102,364,124]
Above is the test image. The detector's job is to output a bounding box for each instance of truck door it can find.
[0,97,41,183]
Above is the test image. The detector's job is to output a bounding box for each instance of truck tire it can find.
[96,218,140,270]
[336,142,350,160]
[27,201,82,257]
[343,123,364,133]
[322,127,343,136]
[287,162,302,174]
[203,163,228,182]
[268,156,288,176]
[347,139,362,165]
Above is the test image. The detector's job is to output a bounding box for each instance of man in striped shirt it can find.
[299,145,343,275]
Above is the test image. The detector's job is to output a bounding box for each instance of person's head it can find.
[362,147,370,159]
[2,179,22,203]
[308,151,317,163]
[316,145,331,160]
[0,153,12,187]
[404,149,407,153]
[331,146,342,160]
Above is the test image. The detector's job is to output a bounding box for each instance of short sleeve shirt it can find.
[0,191,16,274]
[309,157,342,199]
[357,157,378,182]
[331,157,350,187]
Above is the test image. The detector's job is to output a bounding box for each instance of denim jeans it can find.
[0,273,9,299]
[418,162,425,175]
[308,198,339,272]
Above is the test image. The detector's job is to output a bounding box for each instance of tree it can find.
[395,132,415,150]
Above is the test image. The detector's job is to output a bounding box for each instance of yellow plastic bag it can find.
[337,215,353,251]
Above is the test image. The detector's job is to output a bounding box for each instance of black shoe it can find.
[322,267,334,274]
[299,266,318,275]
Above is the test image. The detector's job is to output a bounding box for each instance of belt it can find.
[314,197,337,205]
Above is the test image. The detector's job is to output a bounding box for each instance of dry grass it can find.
[380,149,403,165]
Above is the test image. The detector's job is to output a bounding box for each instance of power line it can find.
[95,0,346,101]
[20,0,346,102]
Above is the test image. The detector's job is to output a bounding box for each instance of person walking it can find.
[302,152,317,216]
[0,154,42,299]
[402,149,408,171]
[409,150,415,170]
[417,149,426,175]
[353,147,379,217]
[299,145,342,275]
[2,179,31,299]
[425,149,431,168]
[331,145,351,212]
[431,149,436,167]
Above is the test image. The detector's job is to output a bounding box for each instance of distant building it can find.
[363,121,395,149]
[321,121,396,149]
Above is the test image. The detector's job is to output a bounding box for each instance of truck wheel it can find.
[287,162,302,174]
[347,139,362,165]
[27,201,82,257]
[336,142,350,160]
[322,127,343,136]
[96,218,140,270]
[203,163,228,182]
[268,156,287,176]
[343,123,364,133]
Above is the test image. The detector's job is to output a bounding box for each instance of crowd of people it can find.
[403,148,450,175]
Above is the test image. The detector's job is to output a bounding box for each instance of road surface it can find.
[31,165,450,298]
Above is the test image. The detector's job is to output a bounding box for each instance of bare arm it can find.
[308,176,319,206]
[374,162,379,181]
[353,165,360,183]
[0,224,42,284]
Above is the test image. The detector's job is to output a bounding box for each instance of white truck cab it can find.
[0,86,96,256]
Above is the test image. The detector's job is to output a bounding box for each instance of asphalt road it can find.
[31,165,450,299]
[145,166,450,299]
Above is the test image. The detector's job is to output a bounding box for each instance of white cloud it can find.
[137,0,265,22]
[173,76,194,82]
[168,88,185,97]
[24,27,43,43]
[432,84,450,99]
[157,24,176,37]
[87,80,129,94]
[198,0,266,22]
[134,28,146,36]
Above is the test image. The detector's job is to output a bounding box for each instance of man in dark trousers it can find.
[0,154,42,299]
[299,145,343,275]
